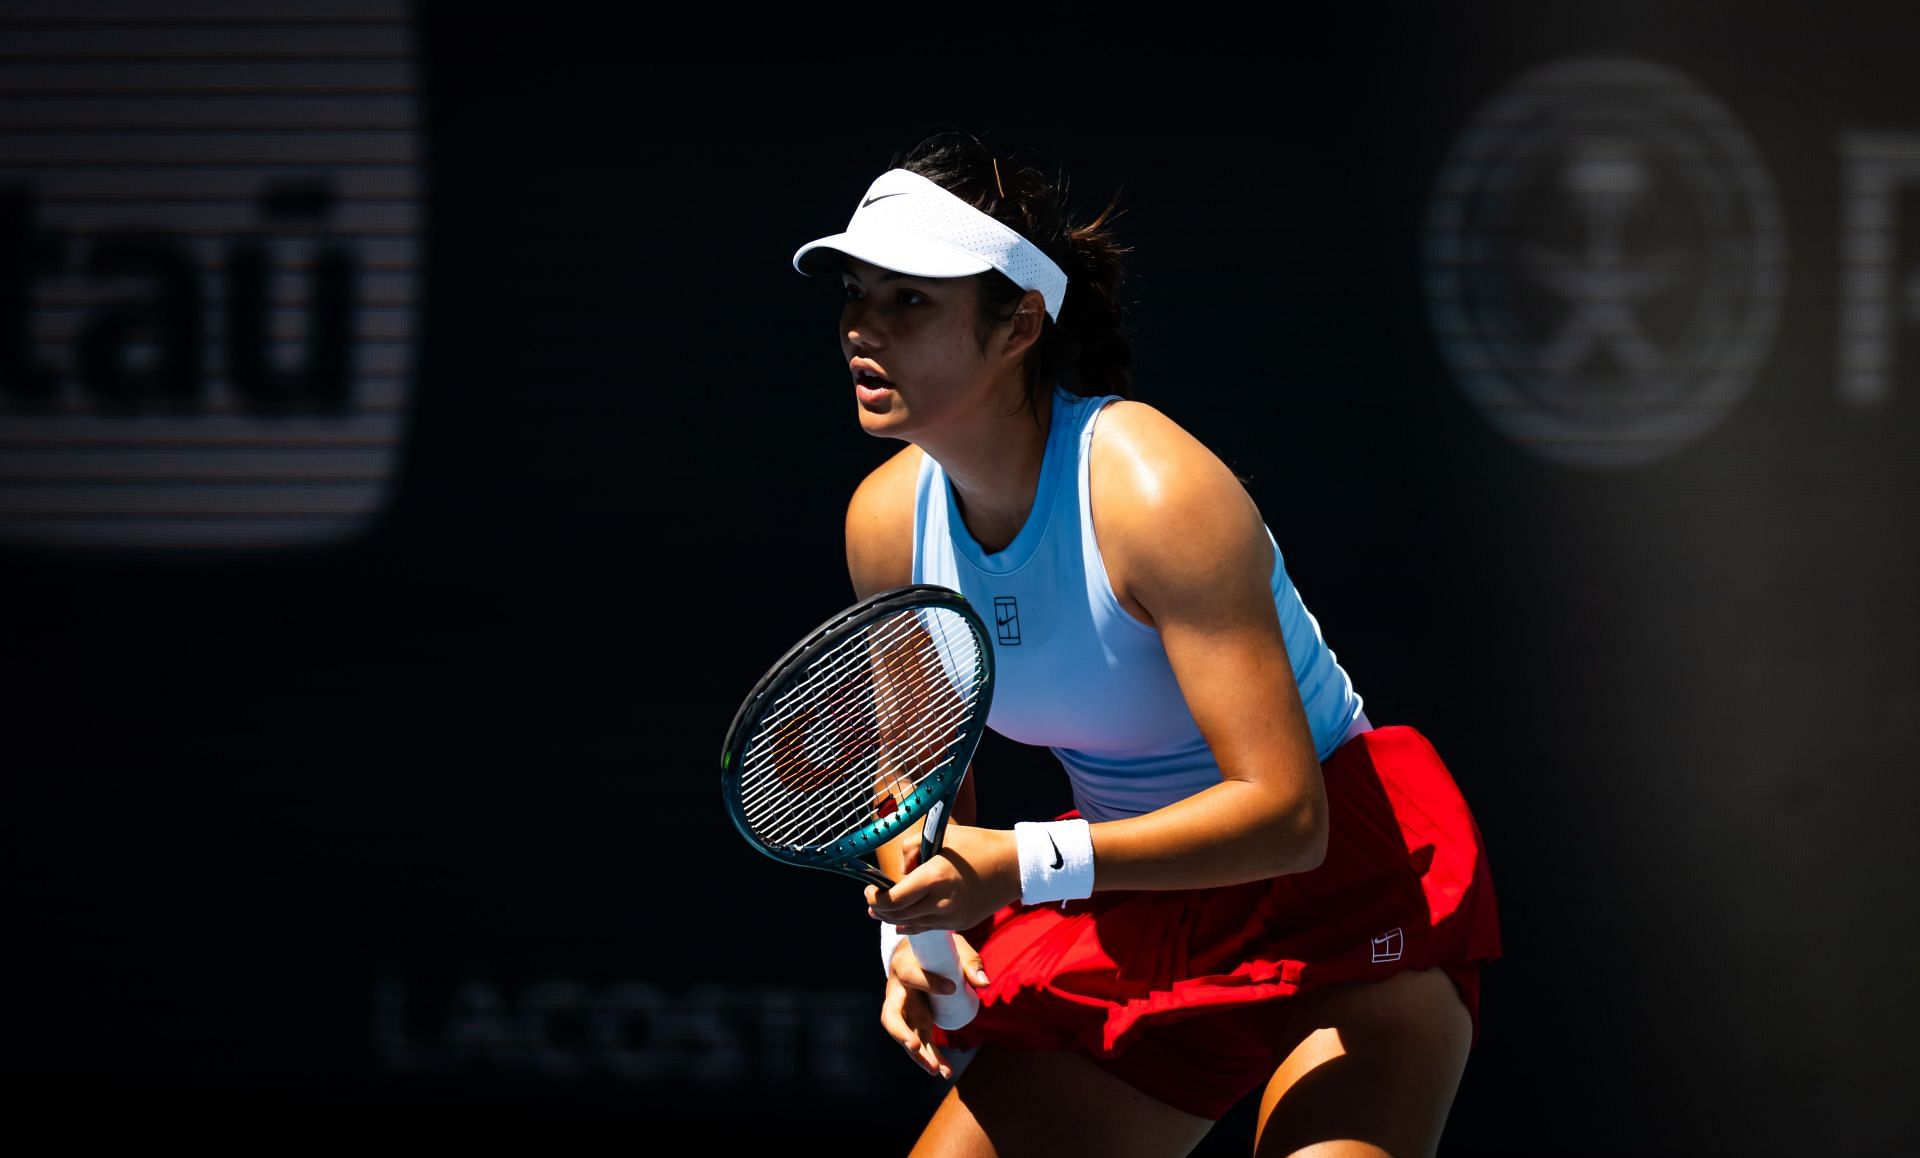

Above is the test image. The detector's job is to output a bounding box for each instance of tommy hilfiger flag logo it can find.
[1371,928,1405,963]
[993,596,1021,645]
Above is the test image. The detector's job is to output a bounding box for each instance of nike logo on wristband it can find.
[1047,833,1064,870]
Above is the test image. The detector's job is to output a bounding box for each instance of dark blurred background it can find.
[4,2,1916,1153]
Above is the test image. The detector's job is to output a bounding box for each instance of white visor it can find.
[792,168,1069,322]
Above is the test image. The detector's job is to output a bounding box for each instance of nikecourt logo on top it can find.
[1047,833,1064,870]
[862,192,909,208]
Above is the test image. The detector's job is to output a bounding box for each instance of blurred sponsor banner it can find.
[0,2,422,551]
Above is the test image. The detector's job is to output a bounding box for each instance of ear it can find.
[998,289,1048,364]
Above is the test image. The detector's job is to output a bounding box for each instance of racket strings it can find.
[776,628,971,801]
[744,608,965,769]
[748,608,943,746]
[742,610,936,791]
[742,628,966,842]
[739,608,984,849]
[746,612,924,793]
[741,613,980,844]
[754,692,977,847]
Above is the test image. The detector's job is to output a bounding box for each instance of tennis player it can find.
[792,132,1502,1157]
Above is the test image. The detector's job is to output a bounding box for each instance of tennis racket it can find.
[720,583,993,1030]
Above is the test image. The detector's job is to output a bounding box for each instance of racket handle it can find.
[907,929,980,1030]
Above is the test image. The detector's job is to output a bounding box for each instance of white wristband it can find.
[1014,818,1095,906]
[879,921,904,975]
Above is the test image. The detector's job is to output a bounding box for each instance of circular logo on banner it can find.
[1425,57,1785,467]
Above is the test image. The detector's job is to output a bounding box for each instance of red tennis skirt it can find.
[928,724,1503,1120]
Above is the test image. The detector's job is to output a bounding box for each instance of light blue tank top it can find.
[912,387,1364,822]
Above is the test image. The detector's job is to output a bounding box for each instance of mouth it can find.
[851,359,895,406]
[850,358,894,390]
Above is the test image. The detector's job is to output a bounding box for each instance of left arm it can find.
[1071,399,1328,888]
[869,402,1329,933]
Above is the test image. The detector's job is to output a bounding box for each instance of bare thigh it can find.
[909,1044,1217,1158]
[1253,966,1474,1158]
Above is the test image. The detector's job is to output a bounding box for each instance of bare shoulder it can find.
[1088,400,1263,540]
[1087,400,1271,619]
[845,443,924,599]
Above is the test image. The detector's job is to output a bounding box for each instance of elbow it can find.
[1280,792,1328,876]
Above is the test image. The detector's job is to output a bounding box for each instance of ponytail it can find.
[895,132,1133,413]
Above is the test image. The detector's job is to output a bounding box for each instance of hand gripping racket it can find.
[720,584,992,1030]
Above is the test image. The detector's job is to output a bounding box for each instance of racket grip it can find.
[907,929,980,1030]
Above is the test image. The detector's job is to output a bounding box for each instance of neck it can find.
[919,383,1052,555]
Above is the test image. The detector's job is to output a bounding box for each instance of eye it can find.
[841,282,864,302]
[895,289,926,306]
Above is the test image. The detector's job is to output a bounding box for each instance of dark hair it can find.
[893,132,1133,415]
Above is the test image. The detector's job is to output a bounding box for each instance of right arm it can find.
[846,446,984,1077]
[845,445,980,872]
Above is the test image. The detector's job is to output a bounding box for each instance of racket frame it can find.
[719,583,994,891]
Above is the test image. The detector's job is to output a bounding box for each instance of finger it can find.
[874,905,938,928]
[875,900,946,928]
[872,878,945,922]
[889,941,956,996]
[868,881,921,910]
[892,912,964,938]
[954,933,991,989]
[880,981,917,1052]
[881,985,947,1078]
[904,1003,951,1080]
[913,962,958,996]
[869,876,919,913]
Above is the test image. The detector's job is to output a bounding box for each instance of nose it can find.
[846,321,880,353]
[842,296,883,352]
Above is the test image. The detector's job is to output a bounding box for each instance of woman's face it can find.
[838,256,1001,441]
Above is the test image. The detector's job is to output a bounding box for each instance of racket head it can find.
[720,584,994,889]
